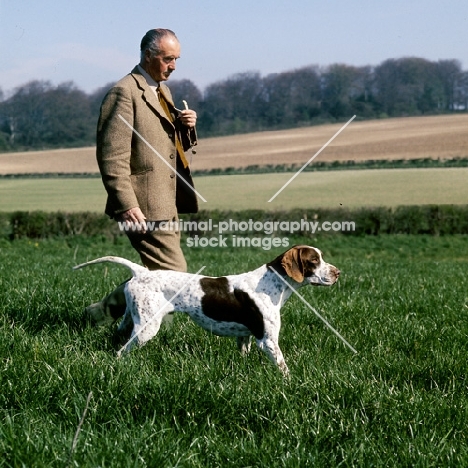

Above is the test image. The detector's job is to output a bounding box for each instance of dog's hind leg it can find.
[119,316,163,354]
[237,336,252,355]
[118,292,175,355]
[86,281,128,326]
[112,309,134,347]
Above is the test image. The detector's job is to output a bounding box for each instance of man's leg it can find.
[126,218,187,271]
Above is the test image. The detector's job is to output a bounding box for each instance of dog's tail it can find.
[73,256,147,277]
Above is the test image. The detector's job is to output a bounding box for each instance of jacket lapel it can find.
[131,66,174,128]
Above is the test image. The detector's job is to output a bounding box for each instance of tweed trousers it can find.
[125,216,186,272]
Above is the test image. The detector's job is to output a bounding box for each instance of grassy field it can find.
[1,113,468,466]
[1,114,467,174]
[0,234,468,466]
[0,167,467,212]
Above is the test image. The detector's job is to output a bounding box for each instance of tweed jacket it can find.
[96,66,198,220]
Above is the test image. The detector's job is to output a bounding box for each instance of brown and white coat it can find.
[75,245,340,375]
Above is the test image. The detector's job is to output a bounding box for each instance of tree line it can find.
[0,56,466,151]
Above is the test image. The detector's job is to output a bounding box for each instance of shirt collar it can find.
[137,64,159,91]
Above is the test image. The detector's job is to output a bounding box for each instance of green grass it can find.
[0,178,107,212]
[1,234,468,466]
[1,168,468,212]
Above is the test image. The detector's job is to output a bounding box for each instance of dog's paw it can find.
[85,302,115,326]
[236,336,252,355]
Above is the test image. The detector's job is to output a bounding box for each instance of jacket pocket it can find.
[131,167,153,176]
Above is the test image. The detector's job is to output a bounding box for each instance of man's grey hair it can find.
[140,29,178,60]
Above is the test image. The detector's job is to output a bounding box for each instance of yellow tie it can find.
[157,87,189,168]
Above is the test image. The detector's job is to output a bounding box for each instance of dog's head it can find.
[269,245,340,286]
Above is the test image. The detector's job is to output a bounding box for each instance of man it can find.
[89,29,198,324]
[97,28,198,270]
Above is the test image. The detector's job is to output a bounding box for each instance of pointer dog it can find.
[74,245,340,374]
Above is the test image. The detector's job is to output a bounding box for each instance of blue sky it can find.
[0,0,467,95]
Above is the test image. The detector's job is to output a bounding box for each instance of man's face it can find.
[144,36,181,82]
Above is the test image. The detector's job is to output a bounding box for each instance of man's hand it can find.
[179,109,197,128]
[118,207,147,233]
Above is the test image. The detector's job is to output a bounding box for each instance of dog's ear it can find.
[298,246,321,278]
[281,247,304,282]
[281,246,320,283]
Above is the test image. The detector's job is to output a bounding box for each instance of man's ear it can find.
[144,49,152,63]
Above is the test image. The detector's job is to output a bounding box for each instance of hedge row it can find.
[1,205,467,240]
[2,157,468,180]
[193,157,468,176]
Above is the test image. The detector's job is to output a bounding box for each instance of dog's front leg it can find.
[257,336,289,376]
